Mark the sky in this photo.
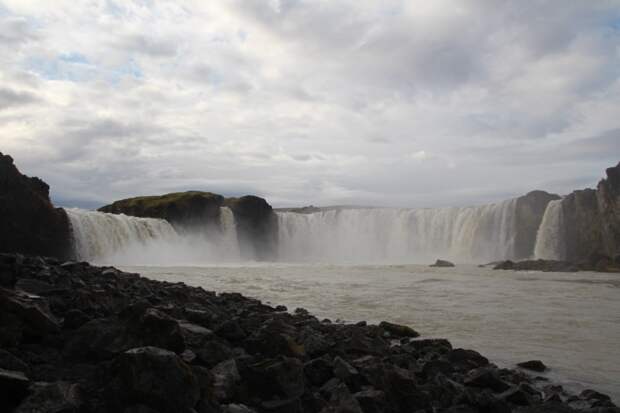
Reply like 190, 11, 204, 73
1, 0, 619, 209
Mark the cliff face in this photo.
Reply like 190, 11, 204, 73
0, 153, 71, 259
99, 192, 278, 261
597, 162, 620, 260
513, 190, 561, 259
560, 162, 620, 264
224, 196, 278, 261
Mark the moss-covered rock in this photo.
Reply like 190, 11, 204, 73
99, 191, 225, 230
0, 153, 71, 259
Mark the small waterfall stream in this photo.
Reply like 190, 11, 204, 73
533, 199, 566, 260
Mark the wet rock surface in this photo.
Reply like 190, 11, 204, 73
0, 253, 617, 413
492, 257, 620, 273
430, 259, 456, 268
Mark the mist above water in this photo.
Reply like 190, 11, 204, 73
66, 207, 242, 266
277, 199, 519, 264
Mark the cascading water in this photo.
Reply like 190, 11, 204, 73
66, 207, 242, 265
533, 199, 566, 260
218, 207, 240, 259
66, 208, 179, 261
276, 199, 518, 263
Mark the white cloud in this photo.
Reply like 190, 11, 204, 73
0, 0, 619, 208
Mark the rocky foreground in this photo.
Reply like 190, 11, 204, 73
0, 254, 617, 413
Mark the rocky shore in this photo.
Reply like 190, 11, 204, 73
1, 253, 617, 413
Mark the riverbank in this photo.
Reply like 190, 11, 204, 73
0, 254, 618, 413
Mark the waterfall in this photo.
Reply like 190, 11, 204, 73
533, 199, 565, 260
66, 207, 242, 265
218, 207, 240, 259
276, 199, 518, 263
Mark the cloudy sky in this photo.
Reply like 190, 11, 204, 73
1, 0, 619, 209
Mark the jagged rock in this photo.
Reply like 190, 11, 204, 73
353, 388, 387, 413
216, 319, 246, 341
0, 153, 71, 259
108, 346, 200, 413
241, 356, 305, 400
0, 287, 60, 335
464, 367, 511, 393
14, 381, 82, 413
0, 349, 29, 373
178, 321, 213, 347
304, 356, 334, 387
63, 308, 91, 329
0, 368, 30, 410
518, 360, 547, 372
447, 348, 489, 370
493, 259, 579, 272
430, 259, 455, 268
379, 321, 420, 338
211, 359, 241, 402
222, 404, 257, 413
333, 356, 361, 390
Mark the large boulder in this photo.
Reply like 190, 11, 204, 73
0, 153, 71, 259
107, 346, 200, 413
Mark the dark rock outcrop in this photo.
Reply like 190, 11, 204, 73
99, 192, 278, 260
224, 196, 278, 261
430, 259, 455, 268
513, 191, 562, 260
0, 253, 616, 412
99, 191, 224, 230
493, 259, 580, 272
561, 162, 620, 264
0, 153, 71, 259
517, 360, 547, 372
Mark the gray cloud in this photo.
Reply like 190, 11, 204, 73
0, 87, 39, 109
0, 0, 619, 209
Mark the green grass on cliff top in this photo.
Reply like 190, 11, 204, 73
106, 191, 223, 209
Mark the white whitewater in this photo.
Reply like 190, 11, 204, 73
66, 207, 241, 265
276, 199, 518, 263
218, 207, 241, 259
534, 199, 566, 260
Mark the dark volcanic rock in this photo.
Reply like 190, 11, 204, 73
0, 153, 71, 259
430, 259, 456, 268
0, 368, 30, 410
379, 321, 420, 338
0, 253, 616, 413
225, 195, 278, 260
14, 381, 82, 413
108, 346, 200, 413
518, 360, 547, 372
493, 259, 579, 272
559, 162, 620, 265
